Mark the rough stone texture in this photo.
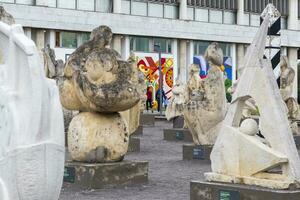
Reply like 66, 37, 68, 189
183, 43, 227, 145
163, 128, 193, 142
64, 161, 148, 189
183, 144, 212, 161
279, 55, 300, 135
60, 120, 209, 200
42, 44, 64, 79
59, 26, 140, 113
59, 26, 142, 163
191, 181, 300, 200
206, 7, 300, 189
165, 79, 185, 121
0, 22, 64, 199
0, 6, 14, 25
68, 112, 129, 163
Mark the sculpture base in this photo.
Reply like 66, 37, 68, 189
173, 116, 184, 128
294, 135, 300, 149
132, 126, 143, 136
183, 144, 212, 161
163, 128, 193, 142
140, 113, 155, 126
128, 137, 140, 152
64, 161, 148, 189
190, 181, 300, 200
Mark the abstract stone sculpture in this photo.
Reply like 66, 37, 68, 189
42, 44, 64, 79
165, 79, 185, 121
0, 22, 65, 199
183, 43, 227, 145
59, 26, 141, 162
206, 7, 300, 189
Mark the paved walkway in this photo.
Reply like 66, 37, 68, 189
60, 120, 210, 200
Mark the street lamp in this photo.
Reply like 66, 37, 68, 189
154, 43, 163, 116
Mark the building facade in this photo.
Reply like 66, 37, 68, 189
0, 0, 300, 97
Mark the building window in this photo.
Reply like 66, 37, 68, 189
153, 38, 172, 53
130, 36, 172, 53
187, 0, 237, 11
15, 0, 34, 5
194, 41, 231, 57
55, 31, 90, 48
244, 0, 288, 16
130, 37, 150, 52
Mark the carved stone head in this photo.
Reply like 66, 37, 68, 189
90, 25, 113, 48
204, 42, 223, 67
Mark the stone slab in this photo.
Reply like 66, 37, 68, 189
140, 114, 155, 126
163, 128, 193, 142
128, 137, 140, 152
173, 116, 184, 128
64, 161, 148, 189
132, 126, 143, 136
190, 181, 300, 200
155, 115, 167, 121
294, 135, 300, 149
183, 144, 212, 161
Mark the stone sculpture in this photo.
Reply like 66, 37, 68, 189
165, 79, 185, 121
59, 26, 141, 162
183, 43, 227, 145
0, 6, 14, 25
0, 22, 65, 199
206, 7, 300, 189
280, 55, 299, 119
42, 44, 64, 79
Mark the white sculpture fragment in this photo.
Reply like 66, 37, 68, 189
165, 79, 185, 121
205, 9, 300, 189
0, 22, 65, 199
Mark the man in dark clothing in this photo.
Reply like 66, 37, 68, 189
156, 88, 166, 112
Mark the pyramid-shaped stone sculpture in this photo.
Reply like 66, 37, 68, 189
205, 5, 300, 189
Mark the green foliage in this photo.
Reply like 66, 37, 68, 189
225, 79, 232, 102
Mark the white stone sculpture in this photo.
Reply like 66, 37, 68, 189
165, 79, 185, 121
205, 10, 300, 189
183, 43, 227, 145
0, 22, 65, 199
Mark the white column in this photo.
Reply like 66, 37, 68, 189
187, 40, 194, 81
49, 30, 56, 49
287, 47, 298, 99
23, 27, 32, 39
113, 35, 122, 55
236, 44, 245, 78
35, 0, 49, 6
36, 30, 45, 51
179, 0, 187, 20
288, 0, 299, 30
121, 35, 130, 60
236, 0, 246, 25
113, 0, 122, 14
179, 39, 187, 83
231, 43, 237, 81
172, 39, 178, 82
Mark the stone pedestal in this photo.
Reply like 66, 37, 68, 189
173, 116, 184, 128
128, 137, 140, 152
190, 181, 300, 200
294, 135, 300, 149
163, 128, 193, 142
140, 113, 155, 126
132, 126, 143, 136
64, 161, 148, 189
183, 144, 212, 161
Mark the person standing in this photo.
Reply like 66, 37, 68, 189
146, 87, 152, 111
156, 88, 166, 112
